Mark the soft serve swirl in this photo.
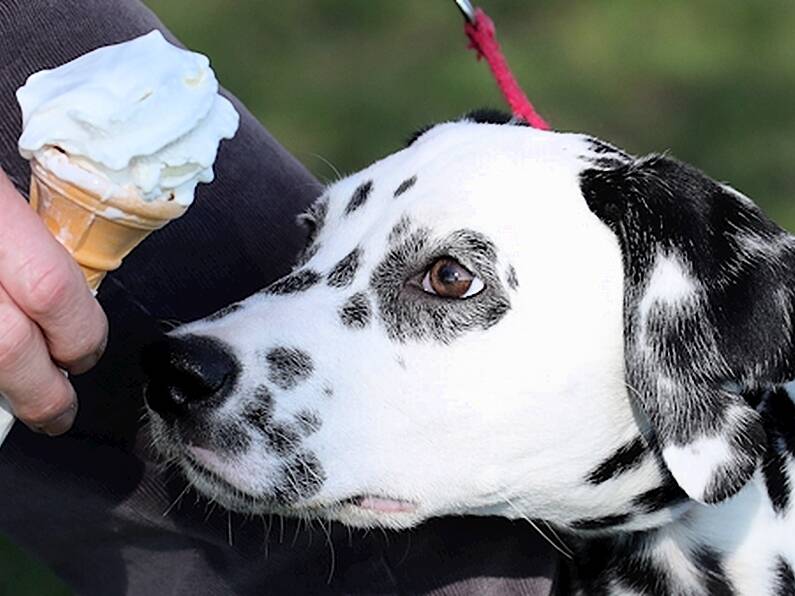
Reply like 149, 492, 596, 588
17, 30, 239, 205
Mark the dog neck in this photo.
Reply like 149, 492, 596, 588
557, 384, 795, 595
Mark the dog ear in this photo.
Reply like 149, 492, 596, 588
580, 153, 795, 504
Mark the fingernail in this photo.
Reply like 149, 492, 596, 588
41, 402, 78, 436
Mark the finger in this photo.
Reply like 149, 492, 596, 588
0, 284, 77, 435
0, 169, 108, 373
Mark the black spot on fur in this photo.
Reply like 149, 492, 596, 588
506, 265, 519, 290
322, 386, 333, 399
695, 548, 736, 595
295, 410, 322, 436
393, 176, 417, 198
339, 292, 372, 329
272, 450, 325, 504
265, 269, 321, 295
774, 557, 795, 596
243, 406, 272, 435
263, 420, 301, 456
327, 248, 362, 288
371, 228, 510, 343
561, 534, 671, 595
570, 513, 631, 531
587, 437, 647, 485
206, 302, 243, 322
265, 347, 314, 390
211, 421, 250, 455
389, 215, 413, 245
613, 552, 672, 595
242, 386, 274, 434
345, 180, 373, 215
631, 480, 687, 514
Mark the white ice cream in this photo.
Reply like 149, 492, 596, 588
17, 30, 239, 205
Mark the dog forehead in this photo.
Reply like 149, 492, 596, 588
320, 122, 602, 244
332, 122, 594, 195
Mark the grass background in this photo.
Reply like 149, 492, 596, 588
2, 1, 795, 593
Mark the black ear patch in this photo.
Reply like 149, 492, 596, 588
581, 154, 795, 503
405, 124, 435, 147
463, 108, 525, 125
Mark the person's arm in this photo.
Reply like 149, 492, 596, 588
0, 168, 106, 435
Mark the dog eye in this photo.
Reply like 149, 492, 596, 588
421, 258, 484, 299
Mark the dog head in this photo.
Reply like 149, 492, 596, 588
143, 111, 795, 530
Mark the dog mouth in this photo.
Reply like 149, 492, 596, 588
335, 495, 418, 514
180, 448, 418, 518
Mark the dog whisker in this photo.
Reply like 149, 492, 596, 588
308, 152, 344, 183
162, 482, 193, 517
318, 518, 336, 585
290, 515, 303, 547
499, 493, 573, 559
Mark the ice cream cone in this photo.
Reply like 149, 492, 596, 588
28, 156, 188, 291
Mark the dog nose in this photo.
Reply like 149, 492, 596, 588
141, 335, 240, 421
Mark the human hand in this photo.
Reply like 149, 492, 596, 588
0, 168, 108, 436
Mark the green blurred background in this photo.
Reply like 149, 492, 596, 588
2, 1, 795, 594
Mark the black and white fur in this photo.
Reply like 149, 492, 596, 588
146, 111, 795, 595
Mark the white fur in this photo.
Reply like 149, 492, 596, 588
662, 436, 732, 501
640, 252, 698, 312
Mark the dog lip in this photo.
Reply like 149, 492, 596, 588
339, 494, 418, 513
182, 448, 251, 494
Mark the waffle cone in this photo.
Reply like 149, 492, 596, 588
28, 158, 188, 291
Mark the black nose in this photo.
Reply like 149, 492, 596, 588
141, 335, 240, 421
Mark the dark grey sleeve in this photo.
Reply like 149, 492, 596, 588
0, 1, 557, 594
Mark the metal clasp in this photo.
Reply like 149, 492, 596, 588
454, 0, 476, 24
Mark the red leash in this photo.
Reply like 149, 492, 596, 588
455, 1, 551, 130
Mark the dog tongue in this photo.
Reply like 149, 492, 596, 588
357, 496, 416, 513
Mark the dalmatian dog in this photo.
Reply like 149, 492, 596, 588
143, 110, 795, 595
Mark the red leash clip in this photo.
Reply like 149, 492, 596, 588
454, 0, 551, 130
